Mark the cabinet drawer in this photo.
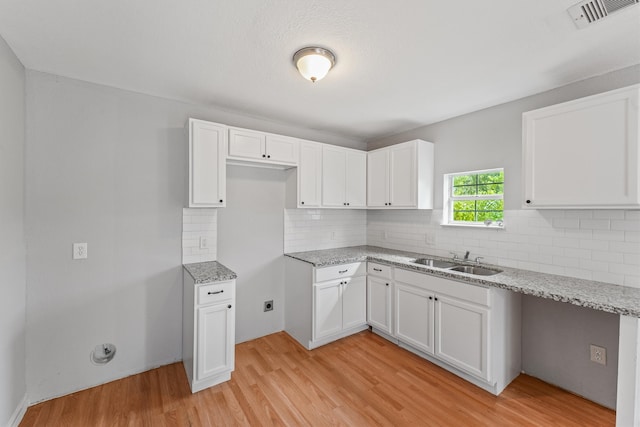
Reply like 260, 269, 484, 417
367, 262, 392, 279
315, 262, 365, 282
395, 268, 490, 307
197, 281, 234, 306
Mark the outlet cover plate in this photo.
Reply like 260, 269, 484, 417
590, 344, 607, 365
73, 243, 88, 260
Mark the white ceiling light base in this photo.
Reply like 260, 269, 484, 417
293, 47, 336, 83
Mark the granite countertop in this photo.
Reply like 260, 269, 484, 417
285, 245, 640, 318
183, 261, 237, 284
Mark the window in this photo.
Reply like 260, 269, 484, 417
443, 168, 504, 228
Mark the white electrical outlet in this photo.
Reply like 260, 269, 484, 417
590, 344, 607, 365
73, 243, 88, 260
331, 231, 336, 240
425, 232, 435, 246
383, 231, 388, 240
199, 236, 209, 249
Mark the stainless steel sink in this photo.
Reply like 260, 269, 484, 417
410, 258, 458, 269
449, 265, 502, 276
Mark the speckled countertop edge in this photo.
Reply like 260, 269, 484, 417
183, 261, 237, 284
285, 245, 640, 318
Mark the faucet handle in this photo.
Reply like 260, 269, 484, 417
449, 251, 459, 260
474, 256, 484, 265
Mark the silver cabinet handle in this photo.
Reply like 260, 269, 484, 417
373, 268, 382, 272
208, 290, 224, 295
338, 269, 348, 274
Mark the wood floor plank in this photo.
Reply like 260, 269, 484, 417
20, 330, 616, 426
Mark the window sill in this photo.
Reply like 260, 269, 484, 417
440, 222, 505, 230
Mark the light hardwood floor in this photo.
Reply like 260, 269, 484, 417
20, 330, 615, 426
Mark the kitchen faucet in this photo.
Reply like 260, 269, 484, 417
463, 251, 470, 261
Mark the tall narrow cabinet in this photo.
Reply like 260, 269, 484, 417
188, 119, 227, 208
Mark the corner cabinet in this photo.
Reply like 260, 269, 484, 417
297, 141, 323, 207
284, 258, 368, 350
367, 140, 435, 209
322, 145, 367, 208
183, 271, 236, 393
188, 119, 227, 207
366, 263, 393, 336
522, 84, 640, 208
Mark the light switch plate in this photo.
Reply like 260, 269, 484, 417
199, 236, 209, 249
73, 243, 88, 260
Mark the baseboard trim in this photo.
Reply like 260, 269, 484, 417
8, 393, 28, 427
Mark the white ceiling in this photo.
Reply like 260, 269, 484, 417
1, 0, 639, 141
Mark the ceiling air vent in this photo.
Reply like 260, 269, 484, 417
568, 0, 639, 28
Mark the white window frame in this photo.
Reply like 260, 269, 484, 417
442, 168, 505, 229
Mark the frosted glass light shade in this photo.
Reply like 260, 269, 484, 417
293, 47, 336, 83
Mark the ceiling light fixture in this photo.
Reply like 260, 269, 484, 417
293, 47, 336, 83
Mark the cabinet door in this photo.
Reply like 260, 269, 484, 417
345, 150, 367, 207
313, 280, 343, 340
389, 142, 417, 207
342, 276, 367, 330
523, 86, 639, 208
395, 282, 434, 354
266, 135, 299, 164
189, 119, 227, 207
322, 146, 347, 207
197, 302, 235, 380
228, 128, 265, 160
367, 276, 392, 335
435, 295, 489, 381
367, 149, 389, 207
298, 142, 322, 207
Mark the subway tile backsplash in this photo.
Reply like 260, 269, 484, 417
182, 208, 217, 264
284, 209, 367, 253
183, 206, 638, 288
367, 209, 640, 288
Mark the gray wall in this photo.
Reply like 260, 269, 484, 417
24, 70, 363, 403
218, 166, 286, 343
522, 296, 619, 408
369, 64, 640, 408
0, 35, 27, 424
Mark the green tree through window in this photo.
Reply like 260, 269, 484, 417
445, 169, 504, 226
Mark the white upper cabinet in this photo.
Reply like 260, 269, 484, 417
367, 149, 389, 207
188, 119, 227, 208
322, 145, 366, 208
522, 84, 640, 208
228, 127, 299, 165
297, 141, 322, 207
367, 140, 434, 209
266, 134, 299, 164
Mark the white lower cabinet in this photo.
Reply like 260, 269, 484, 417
197, 303, 235, 380
285, 258, 368, 350
341, 276, 367, 330
313, 276, 366, 341
286, 257, 520, 396
366, 276, 393, 335
183, 270, 236, 393
395, 282, 434, 355
434, 294, 489, 381
368, 265, 520, 396
313, 280, 343, 339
